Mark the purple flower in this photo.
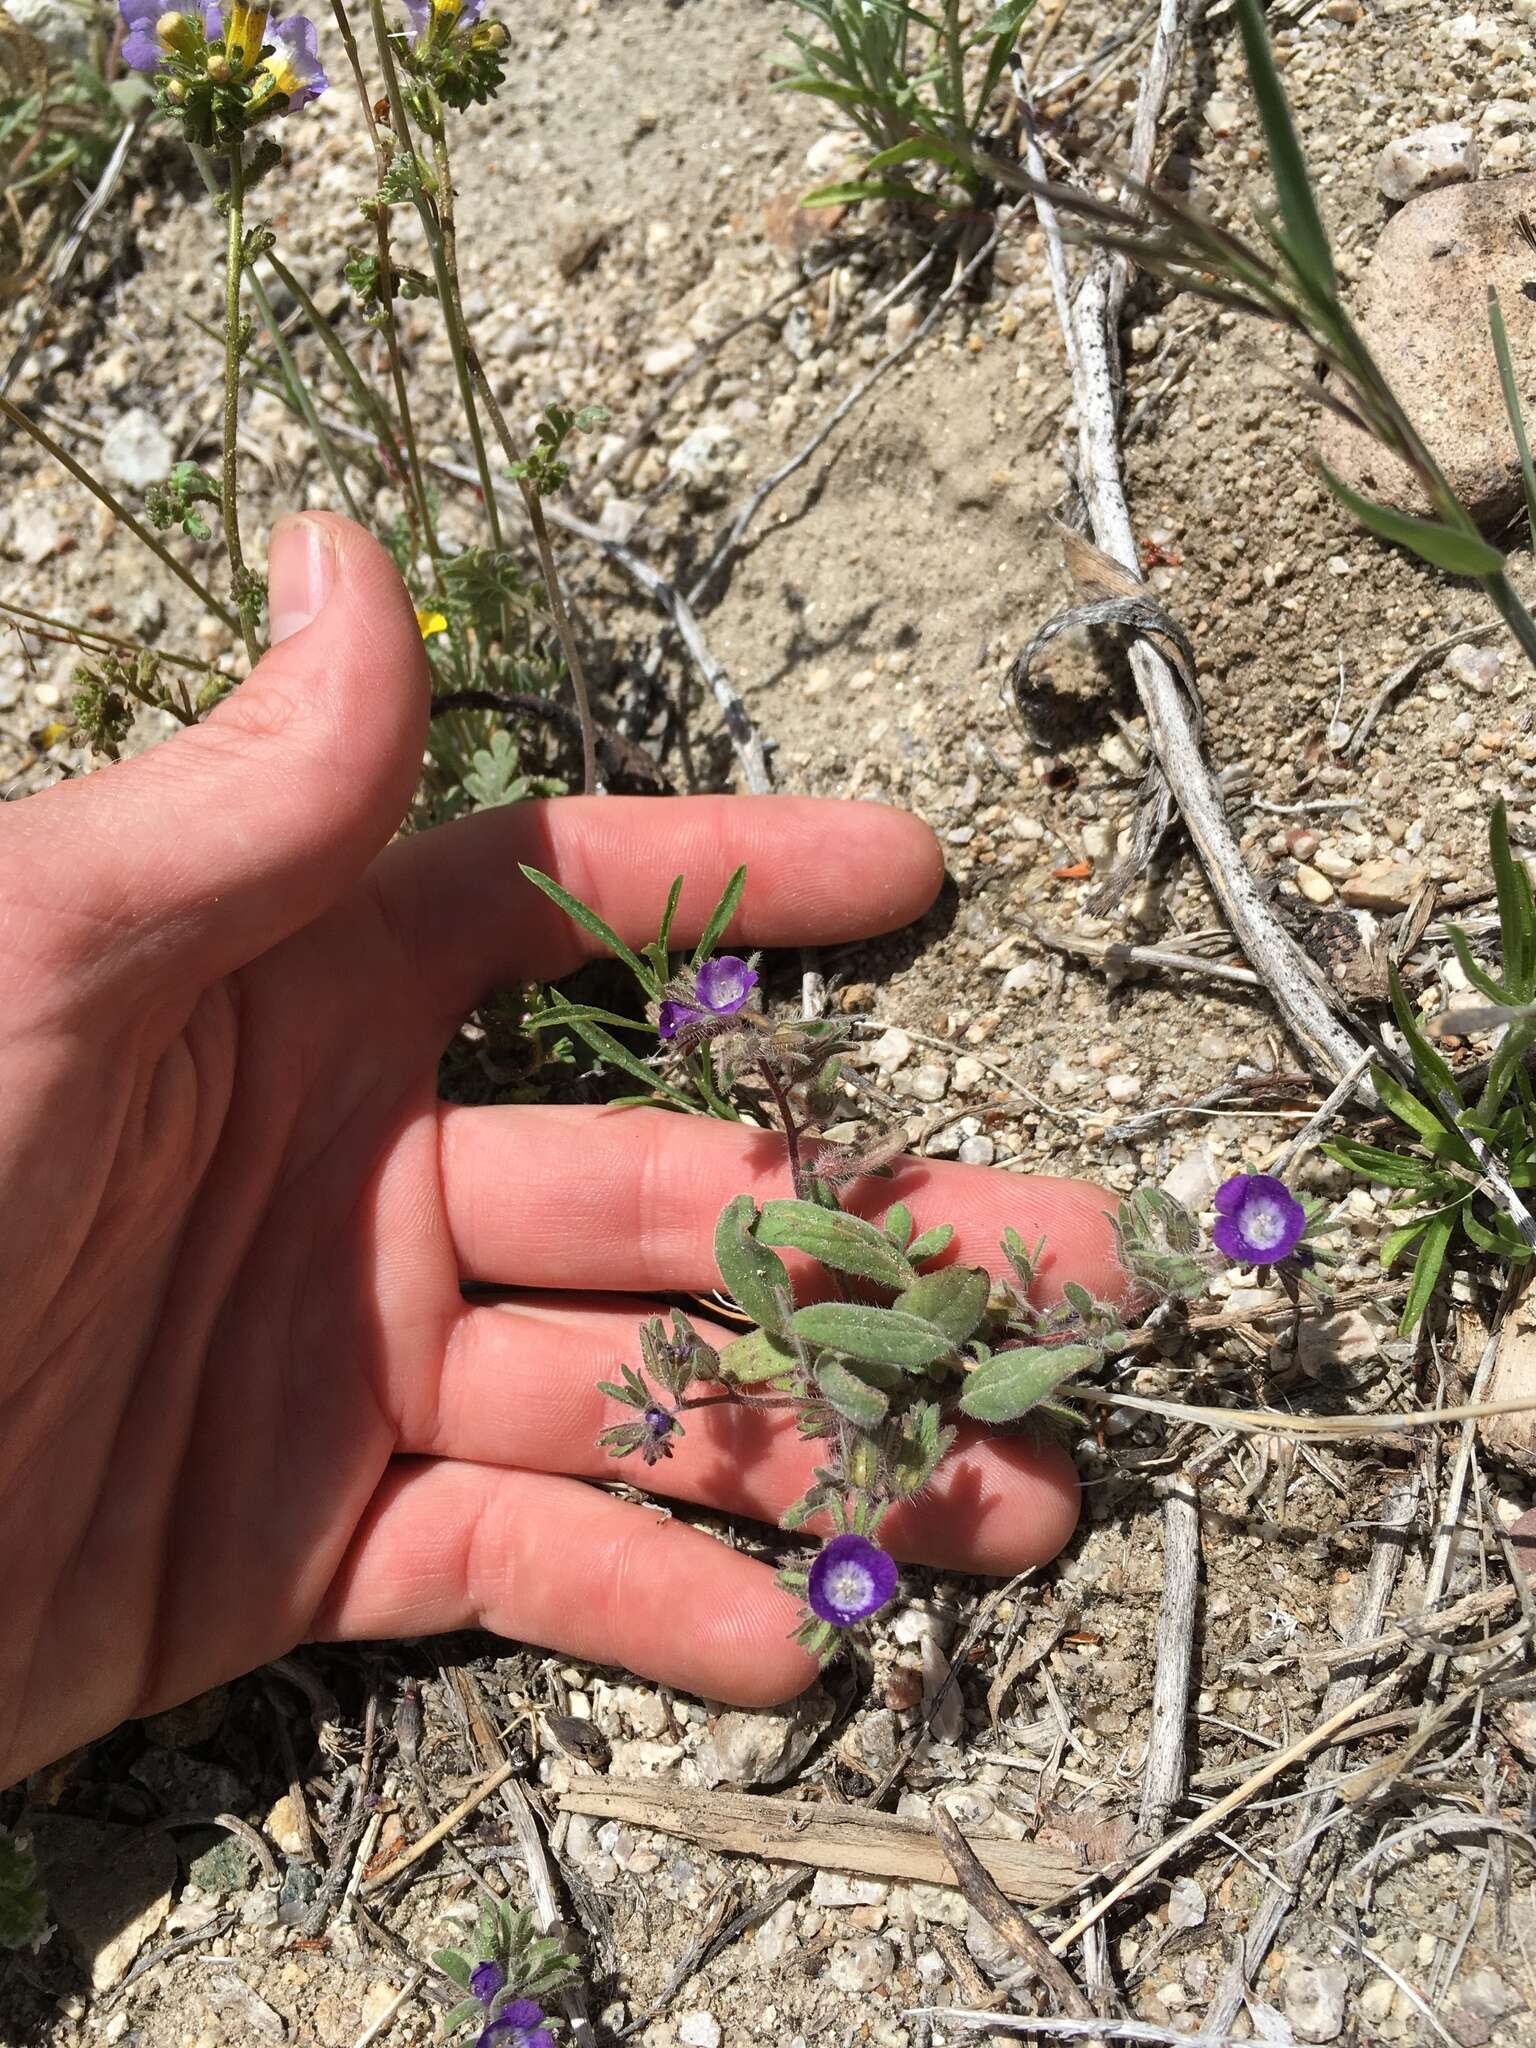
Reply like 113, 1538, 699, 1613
642, 1405, 675, 1444
469, 1960, 506, 2005
403, 0, 483, 46
120, 0, 214, 69
1212, 1173, 1306, 1268
479, 1999, 554, 2048
807, 1533, 898, 1629
260, 13, 327, 105
657, 955, 759, 1041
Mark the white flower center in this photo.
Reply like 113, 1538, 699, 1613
826, 1561, 874, 1612
1243, 1193, 1290, 1251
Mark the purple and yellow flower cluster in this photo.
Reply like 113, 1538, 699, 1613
119, 0, 328, 111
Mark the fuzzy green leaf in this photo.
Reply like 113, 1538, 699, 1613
717, 1327, 799, 1383
958, 1343, 1101, 1423
757, 1199, 917, 1290
690, 864, 747, 969
791, 1301, 955, 1369
1318, 464, 1505, 577
715, 1196, 793, 1334
815, 1355, 890, 1425
518, 864, 654, 987
433, 1949, 473, 1989
907, 1223, 956, 1263
895, 1265, 992, 1344
567, 1019, 692, 1107
883, 1201, 914, 1247
1322, 1138, 1436, 1190
442, 1998, 484, 2038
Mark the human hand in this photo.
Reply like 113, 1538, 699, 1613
0, 513, 1118, 1788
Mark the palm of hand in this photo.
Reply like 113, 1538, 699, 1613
0, 518, 1114, 1790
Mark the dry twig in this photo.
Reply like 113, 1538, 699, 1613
1137, 1482, 1201, 1841
931, 1798, 1094, 2016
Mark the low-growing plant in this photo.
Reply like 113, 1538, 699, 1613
531, 868, 1273, 1657
1325, 802, 1536, 1332
433, 1894, 581, 2046
780, 0, 1039, 213
0, 1827, 47, 1952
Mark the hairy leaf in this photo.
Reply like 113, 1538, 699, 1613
715, 1197, 793, 1334
958, 1343, 1101, 1422
518, 864, 654, 987
815, 1355, 890, 1425
895, 1265, 992, 1344
717, 1327, 799, 1384
690, 864, 747, 969
791, 1301, 955, 1369
907, 1223, 956, 1263
432, 1949, 473, 1989
757, 1199, 917, 1290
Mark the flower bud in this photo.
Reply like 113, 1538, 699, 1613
847, 1437, 881, 1491
155, 9, 196, 55
471, 20, 507, 47
205, 51, 232, 79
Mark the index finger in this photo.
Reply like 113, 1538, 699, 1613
374, 795, 945, 1024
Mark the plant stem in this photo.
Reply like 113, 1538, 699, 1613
188, 146, 363, 526
761, 1064, 810, 1200
221, 142, 260, 666
515, 480, 599, 795
1483, 570, 1536, 677
0, 397, 240, 632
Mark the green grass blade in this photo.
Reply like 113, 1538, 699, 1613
519, 865, 654, 988
1232, 0, 1334, 298
567, 1020, 693, 1106
690, 864, 747, 969
1318, 463, 1506, 576
1400, 1206, 1457, 1332
1447, 923, 1507, 1004
1489, 285, 1536, 546
1389, 966, 1461, 1106
1489, 799, 1534, 999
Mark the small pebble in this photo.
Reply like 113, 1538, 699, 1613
957, 1134, 995, 1166
1104, 1074, 1142, 1105
910, 1063, 948, 1103
1294, 863, 1335, 904
1376, 122, 1478, 201
677, 2015, 722, 2048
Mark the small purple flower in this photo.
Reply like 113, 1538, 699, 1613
479, 1999, 554, 2048
260, 13, 327, 105
403, 0, 483, 46
657, 955, 759, 1041
119, 0, 174, 70
642, 1405, 675, 1444
469, 1960, 506, 2005
807, 1532, 898, 1629
1212, 1173, 1306, 1268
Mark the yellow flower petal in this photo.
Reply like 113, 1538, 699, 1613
416, 608, 448, 640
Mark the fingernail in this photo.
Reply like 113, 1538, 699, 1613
268, 513, 338, 645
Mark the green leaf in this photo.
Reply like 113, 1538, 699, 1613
690, 864, 747, 969
1490, 799, 1536, 1000
715, 1196, 793, 1334
1489, 285, 1536, 547
529, 1000, 656, 1035
1372, 1066, 1451, 1146
1446, 923, 1507, 1005
1318, 464, 1505, 577
883, 1201, 913, 1247
757, 1199, 917, 1290
717, 1327, 799, 1383
861, 133, 966, 176
1400, 1206, 1457, 1332
1389, 966, 1461, 1108
815, 1355, 890, 1425
442, 1998, 484, 2038
432, 1949, 473, 1989
1232, 0, 1334, 298
802, 177, 951, 208
647, 873, 686, 981
1321, 1138, 1435, 1190
895, 1266, 992, 1344
958, 1343, 1102, 1423
791, 1301, 956, 1369
907, 1223, 955, 1264
518, 864, 655, 988
567, 1019, 693, 1107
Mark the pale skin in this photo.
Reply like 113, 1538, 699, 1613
0, 513, 1119, 1791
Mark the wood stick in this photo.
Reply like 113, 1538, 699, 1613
1018, 3, 1374, 1099
1137, 1483, 1201, 1841
361, 1760, 513, 1893
555, 1782, 1085, 1905
931, 1800, 1094, 2015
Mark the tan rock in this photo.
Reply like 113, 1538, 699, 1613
1341, 855, 1423, 910
29, 1816, 176, 1990
1295, 862, 1335, 904
1481, 1281, 1536, 1477
1318, 175, 1536, 527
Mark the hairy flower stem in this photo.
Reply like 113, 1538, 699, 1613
0, 398, 240, 633
220, 144, 260, 666
761, 1064, 812, 1201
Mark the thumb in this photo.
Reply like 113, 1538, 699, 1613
19, 513, 430, 991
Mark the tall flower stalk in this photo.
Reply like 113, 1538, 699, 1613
220, 139, 260, 664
